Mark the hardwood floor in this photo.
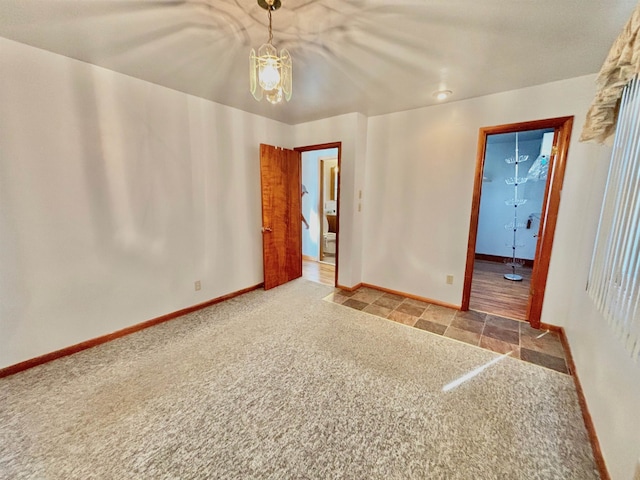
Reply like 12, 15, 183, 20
303, 259, 335, 286
469, 260, 531, 321
320, 253, 336, 265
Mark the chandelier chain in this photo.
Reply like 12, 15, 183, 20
267, 9, 273, 44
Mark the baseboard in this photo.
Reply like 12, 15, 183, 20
475, 253, 534, 268
0, 282, 264, 379
556, 326, 610, 480
302, 255, 318, 262
539, 322, 563, 333
336, 282, 362, 292
361, 283, 460, 310
2, 280, 608, 479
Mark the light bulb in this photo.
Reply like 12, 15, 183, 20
259, 59, 281, 92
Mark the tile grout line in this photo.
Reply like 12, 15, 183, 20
326, 293, 573, 376
325, 288, 572, 376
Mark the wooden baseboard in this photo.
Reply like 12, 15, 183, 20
556, 326, 610, 480
361, 283, 460, 310
336, 282, 362, 292
475, 253, 534, 268
1, 279, 609, 480
334, 281, 461, 310
0, 283, 264, 379
539, 322, 563, 333
302, 255, 318, 262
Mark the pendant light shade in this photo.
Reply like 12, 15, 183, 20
250, 0, 292, 104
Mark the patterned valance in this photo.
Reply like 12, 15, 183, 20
581, 3, 640, 144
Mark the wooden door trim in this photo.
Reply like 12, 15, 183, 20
319, 159, 325, 261
527, 117, 573, 327
295, 142, 342, 287
461, 131, 489, 311
461, 117, 574, 329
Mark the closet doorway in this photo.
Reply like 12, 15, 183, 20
297, 142, 341, 287
462, 117, 573, 328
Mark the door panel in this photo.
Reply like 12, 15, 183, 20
260, 144, 302, 290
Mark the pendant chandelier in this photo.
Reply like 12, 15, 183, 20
250, 0, 292, 104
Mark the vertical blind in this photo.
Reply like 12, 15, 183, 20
588, 75, 640, 362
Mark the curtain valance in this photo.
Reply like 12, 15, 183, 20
581, 3, 640, 144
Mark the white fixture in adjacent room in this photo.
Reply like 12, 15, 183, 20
527, 131, 554, 181
250, 0, 292, 104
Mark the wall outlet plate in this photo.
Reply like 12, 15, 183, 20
446, 275, 454, 285
195, 281, 201, 291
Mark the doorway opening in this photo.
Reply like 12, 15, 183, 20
297, 143, 341, 287
462, 117, 573, 328
319, 158, 338, 265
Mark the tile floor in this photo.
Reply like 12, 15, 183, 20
325, 286, 570, 374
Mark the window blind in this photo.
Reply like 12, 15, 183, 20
588, 75, 640, 362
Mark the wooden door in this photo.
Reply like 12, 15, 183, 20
260, 144, 302, 290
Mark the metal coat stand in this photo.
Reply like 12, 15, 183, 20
504, 132, 529, 281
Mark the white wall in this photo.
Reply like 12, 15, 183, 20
363, 74, 640, 479
476, 138, 546, 260
552, 135, 640, 480
292, 113, 368, 288
0, 38, 289, 368
2, 36, 637, 480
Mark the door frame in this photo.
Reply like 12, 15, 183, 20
319, 159, 326, 262
461, 116, 574, 328
295, 142, 342, 287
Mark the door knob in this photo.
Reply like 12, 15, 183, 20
262, 227, 272, 233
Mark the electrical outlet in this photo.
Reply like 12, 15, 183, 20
358, 203, 362, 212
359, 190, 362, 199
446, 275, 454, 285
194, 281, 201, 291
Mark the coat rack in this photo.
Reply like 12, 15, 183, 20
504, 132, 529, 281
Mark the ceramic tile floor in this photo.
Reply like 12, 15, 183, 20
324, 286, 570, 374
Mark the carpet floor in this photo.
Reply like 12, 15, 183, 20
0, 279, 598, 479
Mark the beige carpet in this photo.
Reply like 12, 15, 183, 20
0, 279, 598, 479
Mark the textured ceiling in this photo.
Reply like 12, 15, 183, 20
0, 0, 636, 124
